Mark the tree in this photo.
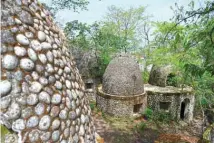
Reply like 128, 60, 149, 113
64, 20, 124, 77
52, 0, 89, 12
104, 5, 149, 52
144, 1, 214, 123
41, 0, 89, 20
167, 0, 214, 75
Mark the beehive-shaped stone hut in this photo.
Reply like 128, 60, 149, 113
145, 65, 195, 122
0, 0, 96, 142
97, 54, 147, 116
77, 51, 100, 102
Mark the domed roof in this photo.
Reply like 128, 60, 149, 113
102, 54, 144, 96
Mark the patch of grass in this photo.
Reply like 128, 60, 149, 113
90, 102, 95, 111
138, 122, 146, 132
102, 115, 134, 131
1, 125, 12, 143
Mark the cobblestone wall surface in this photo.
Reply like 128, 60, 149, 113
1, 0, 96, 142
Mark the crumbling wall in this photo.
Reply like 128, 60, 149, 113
1, 0, 96, 142
145, 84, 194, 122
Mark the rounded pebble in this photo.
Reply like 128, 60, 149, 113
14, 46, 26, 57
52, 119, 60, 130
21, 107, 33, 118
29, 82, 42, 93
50, 106, 60, 117
51, 94, 62, 104
12, 119, 25, 132
27, 48, 37, 61
59, 109, 68, 119
26, 116, 39, 128
29, 130, 39, 142
5, 102, 21, 120
35, 103, 45, 115
0, 80, 12, 97
38, 54, 47, 64
38, 31, 46, 42
39, 115, 51, 130
27, 94, 38, 105
39, 77, 48, 86
20, 58, 35, 71
40, 132, 51, 141
16, 34, 29, 45
0, 96, 11, 109
39, 91, 50, 103
2, 54, 18, 70
55, 81, 62, 90
52, 130, 60, 142
30, 40, 41, 51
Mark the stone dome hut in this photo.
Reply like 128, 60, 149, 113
145, 65, 195, 122
0, 0, 96, 142
103, 54, 144, 95
97, 54, 147, 116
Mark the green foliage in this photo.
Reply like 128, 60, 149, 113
62, 1, 214, 110
166, 73, 178, 87
142, 71, 149, 83
142, 108, 173, 123
134, 121, 147, 133
52, 0, 89, 12
64, 5, 150, 77
89, 102, 95, 111
141, 0, 214, 109
104, 5, 148, 52
152, 111, 173, 123
1, 125, 12, 142
143, 108, 153, 119
138, 122, 147, 132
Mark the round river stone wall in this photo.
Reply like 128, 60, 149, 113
1, 0, 96, 142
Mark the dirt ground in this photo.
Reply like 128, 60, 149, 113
92, 110, 203, 143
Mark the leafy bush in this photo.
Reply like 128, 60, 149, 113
152, 111, 172, 123
166, 73, 178, 87
89, 102, 95, 111
143, 108, 153, 119
142, 71, 150, 83
142, 108, 173, 123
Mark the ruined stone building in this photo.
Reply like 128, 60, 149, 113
0, 0, 96, 142
75, 51, 101, 102
97, 54, 147, 116
145, 65, 195, 122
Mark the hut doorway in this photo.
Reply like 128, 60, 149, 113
180, 98, 190, 120
133, 103, 142, 113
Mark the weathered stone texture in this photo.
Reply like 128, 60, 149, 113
97, 54, 146, 116
148, 65, 173, 87
145, 84, 195, 122
0, 0, 96, 142
103, 54, 144, 96
97, 86, 147, 116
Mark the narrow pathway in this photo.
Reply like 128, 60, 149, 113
92, 113, 116, 143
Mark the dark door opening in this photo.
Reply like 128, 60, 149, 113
85, 83, 93, 89
180, 102, 186, 120
159, 102, 171, 111
133, 104, 142, 113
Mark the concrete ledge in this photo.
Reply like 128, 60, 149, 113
144, 84, 193, 95
97, 85, 146, 101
